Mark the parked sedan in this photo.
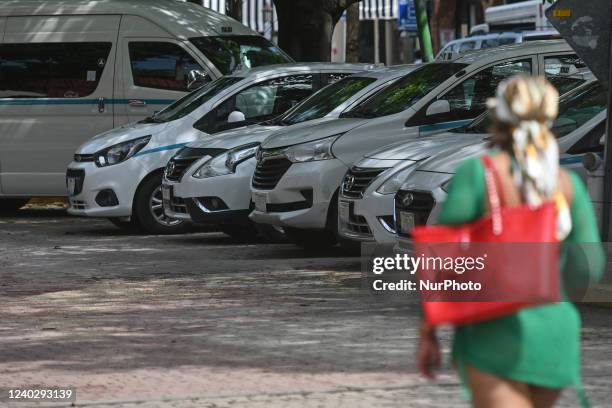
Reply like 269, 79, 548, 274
250, 41, 583, 249
65, 63, 368, 234
339, 79, 604, 245
394, 103, 607, 252
161, 66, 416, 240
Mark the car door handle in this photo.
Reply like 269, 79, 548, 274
98, 97, 105, 113
129, 99, 147, 107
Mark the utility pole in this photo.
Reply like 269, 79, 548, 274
414, 0, 434, 62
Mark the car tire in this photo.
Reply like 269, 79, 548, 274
132, 172, 190, 235
0, 198, 30, 215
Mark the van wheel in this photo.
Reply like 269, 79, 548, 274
133, 174, 190, 235
0, 198, 29, 215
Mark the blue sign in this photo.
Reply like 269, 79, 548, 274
398, 0, 417, 32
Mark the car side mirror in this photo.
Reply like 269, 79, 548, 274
426, 99, 451, 117
228, 111, 246, 123
187, 70, 210, 91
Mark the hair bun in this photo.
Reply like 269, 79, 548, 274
496, 76, 558, 125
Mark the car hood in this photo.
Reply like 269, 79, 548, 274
364, 132, 487, 161
261, 118, 368, 149
416, 142, 488, 174
186, 124, 282, 150
77, 121, 172, 154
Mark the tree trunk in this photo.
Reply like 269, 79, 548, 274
273, 0, 362, 62
346, 2, 360, 62
226, 0, 243, 22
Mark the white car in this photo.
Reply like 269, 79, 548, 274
161, 66, 416, 239
249, 41, 583, 249
339, 80, 605, 245
394, 87, 607, 252
66, 63, 367, 234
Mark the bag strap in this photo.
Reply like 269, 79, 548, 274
481, 156, 503, 235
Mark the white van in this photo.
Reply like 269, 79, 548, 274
0, 0, 292, 211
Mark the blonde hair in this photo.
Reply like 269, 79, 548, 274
488, 76, 559, 151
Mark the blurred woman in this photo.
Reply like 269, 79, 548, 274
417, 76, 604, 408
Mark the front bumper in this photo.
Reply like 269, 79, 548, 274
168, 158, 256, 225
249, 159, 348, 230
66, 160, 145, 218
338, 191, 397, 244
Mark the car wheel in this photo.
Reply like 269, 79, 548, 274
133, 173, 190, 235
0, 198, 30, 215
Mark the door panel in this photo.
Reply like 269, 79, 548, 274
0, 15, 119, 195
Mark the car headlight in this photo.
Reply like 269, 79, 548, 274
376, 162, 417, 195
283, 135, 339, 163
192, 143, 259, 179
94, 136, 151, 167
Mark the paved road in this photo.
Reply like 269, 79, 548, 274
0, 210, 611, 407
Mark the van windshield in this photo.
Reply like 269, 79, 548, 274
340, 63, 467, 119
190, 36, 291, 75
278, 76, 377, 126
149, 76, 243, 123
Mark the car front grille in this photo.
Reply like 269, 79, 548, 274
394, 190, 435, 237
341, 167, 388, 199
66, 169, 85, 195
252, 157, 292, 190
165, 147, 219, 182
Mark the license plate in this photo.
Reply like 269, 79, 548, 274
339, 200, 350, 222
66, 177, 77, 196
253, 192, 267, 212
162, 185, 172, 201
399, 211, 415, 234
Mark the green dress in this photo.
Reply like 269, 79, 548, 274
438, 156, 605, 404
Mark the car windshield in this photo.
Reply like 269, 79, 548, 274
453, 81, 605, 136
149, 76, 243, 123
341, 63, 467, 119
278, 76, 377, 126
190, 36, 291, 75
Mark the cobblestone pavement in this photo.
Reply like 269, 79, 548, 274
0, 210, 611, 407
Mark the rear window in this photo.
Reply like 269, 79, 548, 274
190, 36, 292, 75
342, 63, 467, 119
0, 42, 112, 98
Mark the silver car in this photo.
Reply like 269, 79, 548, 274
339, 79, 603, 245
395, 83, 607, 251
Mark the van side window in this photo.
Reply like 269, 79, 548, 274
195, 74, 314, 134
129, 42, 204, 92
0, 42, 112, 99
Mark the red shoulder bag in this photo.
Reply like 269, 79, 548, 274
411, 156, 561, 326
